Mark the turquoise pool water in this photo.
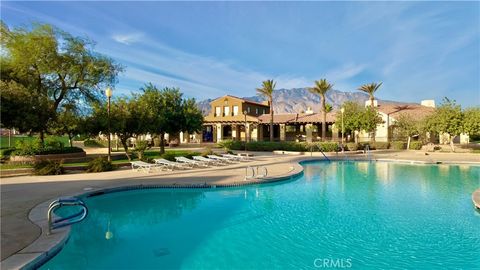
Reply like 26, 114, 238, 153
42, 161, 480, 269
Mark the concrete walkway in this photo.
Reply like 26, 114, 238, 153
473, 189, 480, 210
1, 154, 302, 261
1, 150, 479, 263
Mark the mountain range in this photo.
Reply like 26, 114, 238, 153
197, 88, 406, 115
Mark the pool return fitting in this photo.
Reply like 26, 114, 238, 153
245, 166, 268, 180
47, 197, 88, 235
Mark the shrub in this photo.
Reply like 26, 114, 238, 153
218, 140, 243, 150
45, 138, 65, 150
0, 147, 16, 159
134, 140, 149, 160
202, 147, 214, 157
391, 141, 406, 150
86, 157, 114, 173
370, 142, 389, 150
310, 142, 339, 152
160, 152, 177, 161
83, 139, 106, 148
345, 143, 359, 151
409, 141, 423, 150
33, 160, 64, 175
14, 139, 42, 156
35, 147, 84, 155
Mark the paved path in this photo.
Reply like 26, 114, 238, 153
1, 150, 479, 262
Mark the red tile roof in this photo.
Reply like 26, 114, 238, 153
376, 103, 435, 120
258, 112, 336, 124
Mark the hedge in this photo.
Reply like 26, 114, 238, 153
33, 160, 64, 175
218, 140, 339, 152
391, 141, 406, 150
83, 139, 107, 148
409, 141, 423, 150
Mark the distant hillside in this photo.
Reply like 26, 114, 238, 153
197, 88, 405, 115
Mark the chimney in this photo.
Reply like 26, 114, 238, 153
305, 106, 314, 114
365, 100, 378, 107
421, 100, 435, 108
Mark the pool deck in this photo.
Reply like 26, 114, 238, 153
473, 189, 480, 210
1, 150, 479, 269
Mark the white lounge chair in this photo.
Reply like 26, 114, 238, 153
153, 158, 190, 170
130, 161, 163, 173
175, 156, 208, 167
207, 155, 236, 163
222, 154, 250, 162
193, 156, 222, 166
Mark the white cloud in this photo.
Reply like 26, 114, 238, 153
112, 33, 144, 45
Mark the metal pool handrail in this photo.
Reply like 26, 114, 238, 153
48, 197, 88, 235
310, 144, 331, 162
245, 166, 268, 180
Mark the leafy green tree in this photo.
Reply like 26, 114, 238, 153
394, 113, 422, 149
309, 79, 333, 141
49, 104, 83, 147
182, 98, 204, 140
87, 97, 143, 160
139, 84, 202, 154
1, 22, 122, 143
336, 101, 382, 143
362, 106, 383, 143
336, 101, 364, 143
425, 98, 463, 151
256, 80, 276, 142
463, 107, 480, 138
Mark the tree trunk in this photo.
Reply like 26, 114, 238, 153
269, 98, 274, 142
407, 136, 411, 150
120, 137, 131, 161
39, 131, 45, 147
321, 95, 326, 141
370, 96, 374, 107
68, 133, 73, 147
160, 132, 166, 154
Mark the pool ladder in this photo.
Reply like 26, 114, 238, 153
365, 145, 372, 161
245, 166, 268, 180
310, 144, 331, 162
47, 197, 88, 235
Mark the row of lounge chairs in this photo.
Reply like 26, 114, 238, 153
130, 154, 252, 173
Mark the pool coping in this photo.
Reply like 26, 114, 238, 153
2, 158, 479, 269
1, 162, 304, 270
473, 189, 480, 210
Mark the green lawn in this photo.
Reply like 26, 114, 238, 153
0, 135, 69, 148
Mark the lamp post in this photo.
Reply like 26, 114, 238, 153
341, 107, 345, 150
243, 110, 248, 153
105, 87, 113, 162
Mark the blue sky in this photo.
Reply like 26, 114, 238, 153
2, 1, 479, 106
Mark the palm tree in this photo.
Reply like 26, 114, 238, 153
256, 80, 276, 141
357, 82, 382, 107
358, 82, 382, 142
309, 79, 333, 141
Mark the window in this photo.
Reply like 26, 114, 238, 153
233, 106, 239, 116
224, 106, 230, 116
215, 107, 221, 117
263, 109, 266, 114
255, 108, 259, 115
247, 107, 251, 113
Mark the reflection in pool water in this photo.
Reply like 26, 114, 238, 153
42, 161, 480, 269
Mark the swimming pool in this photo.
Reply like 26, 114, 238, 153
41, 161, 480, 269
